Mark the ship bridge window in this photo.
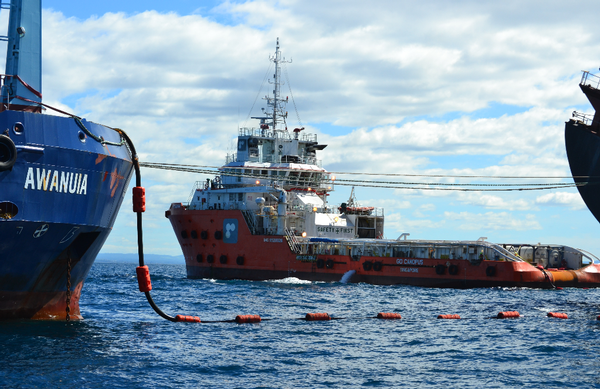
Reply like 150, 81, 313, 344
238, 193, 244, 201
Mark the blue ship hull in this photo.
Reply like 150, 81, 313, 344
0, 110, 133, 319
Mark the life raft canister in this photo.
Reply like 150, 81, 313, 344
0, 135, 17, 171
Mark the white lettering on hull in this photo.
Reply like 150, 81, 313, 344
396, 258, 424, 265
400, 267, 419, 273
24, 167, 88, 195
264, 238, 283, 243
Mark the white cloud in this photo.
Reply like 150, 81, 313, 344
535, 192, 586, 210
456, 193, 533, 211
443, 211, 542, 231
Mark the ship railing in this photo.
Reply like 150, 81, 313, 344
226, 152, 322, 167
304, 239, 523, 262
186, 181, 206, 206
238, 127, 318, 143
289, 237, 524, 262
581, 70, 600, 90
313, 205, 385, 217
220, 169, 331, 189
571, 111, 593, 126
290, 205, 384, 217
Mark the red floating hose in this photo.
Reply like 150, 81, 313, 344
135, 266, 152, 292
547, 312, 568, 319
175, 315, 201, 323
235, 315, 262, 323
437, 314, 460, 319
377, 312, 402, 319
133, 186, 146, 213
305, 312, 331, 321
497, 311, 520, 319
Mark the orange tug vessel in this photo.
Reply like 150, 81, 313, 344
166, 40, 600, 289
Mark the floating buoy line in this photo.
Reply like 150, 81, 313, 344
139, 161, 584, 192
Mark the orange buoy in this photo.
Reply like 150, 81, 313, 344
132, 186, 146, 213
135, 266, 152, 292
497, 311, 520, 319
175, 315, 201, 323
547, 312, 568, 319
437, 314, 460, 319
377, 312, 402, 320
305, 312, 331, 321
235, 314, 261, 323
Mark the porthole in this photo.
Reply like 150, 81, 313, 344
78, 131, 86, 143
12, 122, 24, 135
0, 201, 18, 219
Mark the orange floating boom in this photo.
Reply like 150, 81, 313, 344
235, 314, 262, 323
437, 314, 460, 319
175, 315, 201, 323
305, 312, 331, 321
497, 311, 520, 319
377, 312, 402, 320
547, 312, 568, 319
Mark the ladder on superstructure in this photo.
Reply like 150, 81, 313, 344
241, 210, 258, 234
285, 227, 301, 254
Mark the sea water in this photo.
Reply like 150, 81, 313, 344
1, 262, 600, 388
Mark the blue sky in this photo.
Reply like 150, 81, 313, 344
14, 0, 600, 258
44, 1, 227, 19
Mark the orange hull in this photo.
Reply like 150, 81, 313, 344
167, 207, 600, 288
